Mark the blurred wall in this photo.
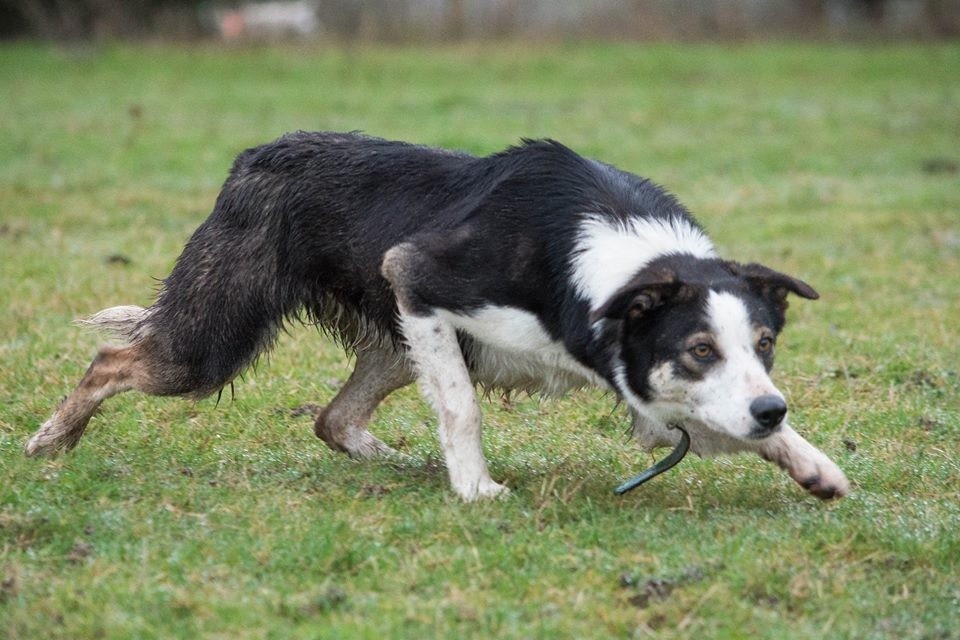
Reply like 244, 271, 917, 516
2, 0, 959, 40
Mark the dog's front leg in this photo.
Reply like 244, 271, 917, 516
398, 310, 507, 501
383, 239, 507, 501
758, 423, 850, 499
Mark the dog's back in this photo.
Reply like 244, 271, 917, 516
147, 131, 685, 385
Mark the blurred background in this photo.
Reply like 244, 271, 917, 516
2, 0, 959, 42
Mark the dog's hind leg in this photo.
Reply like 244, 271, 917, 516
25, 342, 163, 456
314, 344, 414, 459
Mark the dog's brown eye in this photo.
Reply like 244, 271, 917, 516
690, 343, 714, 360
757, 337, 774, 353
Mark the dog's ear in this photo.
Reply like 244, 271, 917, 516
727, 261, 819, 312
589, 267, 684, 323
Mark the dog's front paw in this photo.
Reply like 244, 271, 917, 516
454, 478, 510, 502
784, 448, 850, 500
797, 460, 850, 500
760, 427, 851, 500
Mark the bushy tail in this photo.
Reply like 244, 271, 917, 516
76, 305, 150, 344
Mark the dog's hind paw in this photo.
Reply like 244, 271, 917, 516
24, 420, 69, 457
342, 431, 402, 460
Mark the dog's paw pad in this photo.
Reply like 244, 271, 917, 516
800, 475, 848, 500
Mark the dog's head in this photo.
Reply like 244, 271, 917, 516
592, 256, 818, 442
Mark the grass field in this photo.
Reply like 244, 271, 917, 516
1, 41, 958, 639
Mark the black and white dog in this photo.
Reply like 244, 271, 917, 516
26, 132, 849, 501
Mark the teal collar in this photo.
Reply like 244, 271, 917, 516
614, 426, 690, 495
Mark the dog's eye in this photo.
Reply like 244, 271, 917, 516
690, 343, 714, 360
757, 337, 774, 353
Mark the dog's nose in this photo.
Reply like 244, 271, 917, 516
750, 395, 787, 430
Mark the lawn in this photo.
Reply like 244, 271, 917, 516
1, 41, 958, 639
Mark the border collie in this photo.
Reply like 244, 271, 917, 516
25, 132, 849, 501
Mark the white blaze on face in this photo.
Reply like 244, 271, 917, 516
707, 291, 758, 367
692, 290, 784, 439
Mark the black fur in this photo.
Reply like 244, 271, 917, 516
135, 131, 707, 398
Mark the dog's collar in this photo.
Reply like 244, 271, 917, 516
614, 425, 690, 495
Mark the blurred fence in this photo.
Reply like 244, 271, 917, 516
2, 0, 958, 40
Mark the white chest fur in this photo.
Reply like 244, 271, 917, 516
438, 306, 607, 395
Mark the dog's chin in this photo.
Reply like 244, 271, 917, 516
745, 423, 783, 440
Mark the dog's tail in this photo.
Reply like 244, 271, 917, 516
76, 305, 151, 343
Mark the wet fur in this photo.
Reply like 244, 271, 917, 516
26, 131, 849, 502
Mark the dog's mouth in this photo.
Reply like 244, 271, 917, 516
746, 422, 784, 440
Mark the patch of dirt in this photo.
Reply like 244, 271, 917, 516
747, 587, 781, 608
921, 157, 958, 174
359, 483, 391, 498
1, 573, 17, 603
620, 564, 715, 608
67, 541, 93, 565
627, 578, 674, 608
104, 253, 132, 266
289, 403, 322, 418
906, 369, 940, 390
0, 514, 54, 551
0, 223, 26, 240
279, 586, 347, 620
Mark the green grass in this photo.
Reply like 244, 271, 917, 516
1, 41, 958, 639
